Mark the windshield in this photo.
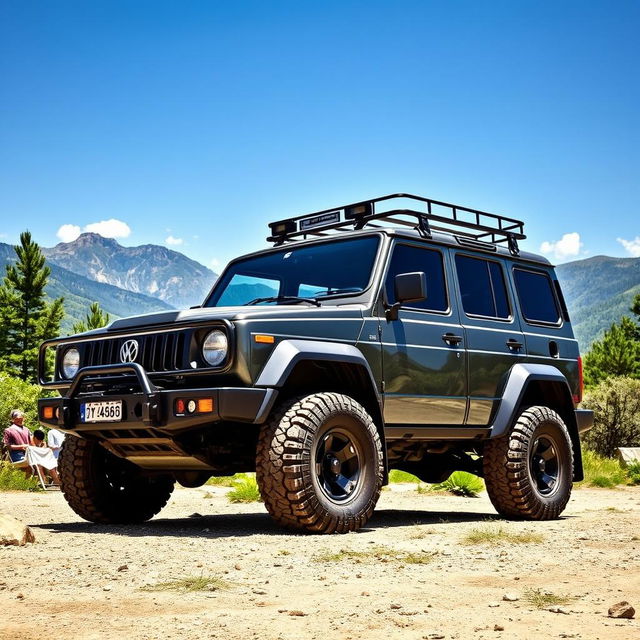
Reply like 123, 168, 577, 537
205, 236, 380, 307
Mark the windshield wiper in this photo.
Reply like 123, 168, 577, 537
244, 296, 321, 307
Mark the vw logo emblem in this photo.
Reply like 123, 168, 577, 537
120, 339, 139, 363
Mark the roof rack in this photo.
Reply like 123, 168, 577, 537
267, 193, 526, 255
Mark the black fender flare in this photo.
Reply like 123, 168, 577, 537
255, 339, 381, 402
255, 339, 387, 475
490, 363, 583, 480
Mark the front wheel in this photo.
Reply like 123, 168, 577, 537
58, 436, 175, 524
483, 406, 574, 520
256, 393, 384, 534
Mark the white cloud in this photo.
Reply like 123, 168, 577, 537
57, 224, 81, 243
539, 232, 583, 261
165, 235, 184, 246
210, 257, 221, 268
617, 236, 640, 257
84, 218, 131, 239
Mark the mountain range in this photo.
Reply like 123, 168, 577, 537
0, 234, 638, 349
556, 255, 640, 350
42, 233, 216, 309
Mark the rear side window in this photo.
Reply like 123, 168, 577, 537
455, 255, 510, 319
385, 244, 448, 312
513, 268, 561, 324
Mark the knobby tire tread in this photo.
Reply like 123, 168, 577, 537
59, 436, 175, 524
256, 392, 383, 534
483, 406, 573, 520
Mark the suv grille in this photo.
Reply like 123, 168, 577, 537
83, 331, 187, 372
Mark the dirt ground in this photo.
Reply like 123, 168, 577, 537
1, 483, 638, 640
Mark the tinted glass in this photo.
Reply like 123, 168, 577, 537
385, 244, 447, 312
206, 236, 379, 306
455, 255, 510, 319
514, 269, 560, 324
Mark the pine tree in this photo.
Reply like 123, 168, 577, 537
0, 231, 64, 382
629, 293, 640, 340
583, 316, 640, 387
72, 301, 111, 334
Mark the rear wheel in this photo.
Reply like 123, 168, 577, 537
256, 393, 384, 534
483, 406, 573, 520
58, 436, 175, 524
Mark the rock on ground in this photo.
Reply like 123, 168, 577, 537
608, 601, 635, 619
0, 513, 35, 546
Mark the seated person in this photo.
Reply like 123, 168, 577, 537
32, 429, 47, 447
47, 427, 65, 460
3, 409, 32, 464
28, 428, 61, 486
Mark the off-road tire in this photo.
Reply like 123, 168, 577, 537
256, 393, 384, 534
483, 406, 573, 520
58, 436, 175, 524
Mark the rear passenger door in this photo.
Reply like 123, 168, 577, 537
511, 267, 580, 393
380, 242, 467, 425
453, 253, 526, 425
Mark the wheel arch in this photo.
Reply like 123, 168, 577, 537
490, 363, 583, 481
255, 339, 388, 481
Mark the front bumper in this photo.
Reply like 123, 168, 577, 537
38, 362, 278, 433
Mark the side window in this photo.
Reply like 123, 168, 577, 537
455, 255, 510, 319
513, 268, 560, 324
385, 244, 448, 312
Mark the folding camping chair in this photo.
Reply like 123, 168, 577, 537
1, 441, 56, 490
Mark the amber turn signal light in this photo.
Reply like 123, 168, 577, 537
43, 406, 54, 419
197, 398, 213, 413
254, 334, 275, 344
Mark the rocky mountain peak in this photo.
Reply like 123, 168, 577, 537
42, 235, 217, 309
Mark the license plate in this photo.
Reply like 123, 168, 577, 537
80, 400, 123, 423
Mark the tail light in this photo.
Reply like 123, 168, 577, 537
573, 356, 584, 405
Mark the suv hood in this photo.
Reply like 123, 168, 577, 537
100, 304, 367, 334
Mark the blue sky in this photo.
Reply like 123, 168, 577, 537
1, 1, 638, 272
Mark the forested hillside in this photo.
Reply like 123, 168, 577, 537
556, 255, 640, 350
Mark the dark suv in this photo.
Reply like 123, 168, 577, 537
38, 194, 593, 533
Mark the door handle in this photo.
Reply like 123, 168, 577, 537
506, 338, 523, 350
442, 333, 463, 346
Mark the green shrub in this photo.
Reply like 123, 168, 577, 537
207, 472, 254, 487
227, 477, 262, 503
431, 471, 484, 497
581, 377, 640, 457
581, 449, 626, 488
0, 374, 53, 442
626, 462, 640, 485
0, 462, 41, 491
388, 469, 422, 483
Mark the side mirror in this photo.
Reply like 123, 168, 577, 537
386, 272, 427, 321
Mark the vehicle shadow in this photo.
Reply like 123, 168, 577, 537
35, 507, 521, 540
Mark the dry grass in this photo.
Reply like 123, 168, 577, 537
314, 546, 437, 565
523, 588, 573, 609
140, 576, 230, 593
462, 525, 544, 546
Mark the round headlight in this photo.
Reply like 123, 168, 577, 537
202, 330, 228, 367
62, 347, 80, 379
